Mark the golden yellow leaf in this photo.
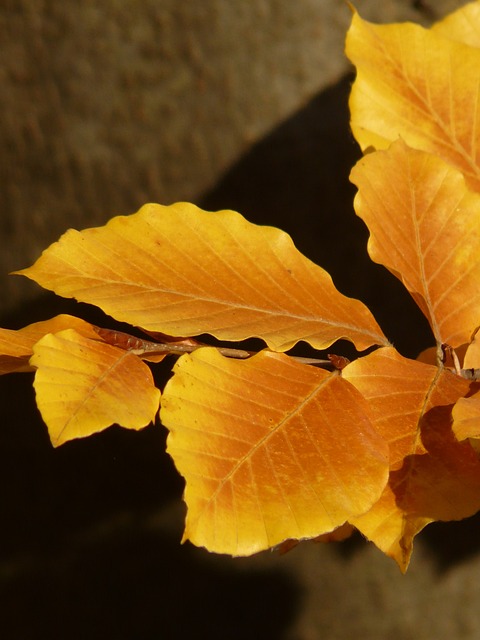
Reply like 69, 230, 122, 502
276, 522, 355, 554
432, 1, 480, 48
343, 347, 480, 572
161, 347, 389, 556
346, 10, 480, 191
452, 327, 480, 444
31, 329, 160, 446
0, 314, 99, 375
15, 202, 387, 352
350, 139, 480, 348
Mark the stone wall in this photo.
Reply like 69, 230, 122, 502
2, 2, 478, 639
1, 0, 460, 316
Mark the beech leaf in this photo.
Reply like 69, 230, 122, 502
15, 202, 387, 352
0, 314, 99, 375
350, 139, 480, 348
432, 1, 480, 48
462, 329, 480, 370
31, 329, 160, 446
343, 347, 480, 572
346, 9, 480, 191
452, 393, 480, 443
161, 347, 389, 556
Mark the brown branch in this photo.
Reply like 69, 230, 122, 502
93, 326, 333, 367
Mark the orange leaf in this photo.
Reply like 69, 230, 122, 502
161, 348, 389, 556
343, 347, 480, 572
276, 522, 355, 554
350, 139, 480, 348
31, 329, 160, 446
462, 328, 480, 369
346, 10, 480, 191
0, 314, 99, 374
15, 202, 387, 352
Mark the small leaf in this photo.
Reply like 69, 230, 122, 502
350, 140, 480, 348
15, 202, 387, 352
31, 329, 160, 446
346, 10, 480, 190
0, 315, 99, 374
462, 329, 480, 369
343, 347, 480, 572
161, 347, 389, 556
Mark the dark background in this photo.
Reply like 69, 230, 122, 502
2, 2, 479, 639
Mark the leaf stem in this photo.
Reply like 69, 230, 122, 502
93, 326, 333, 367
136, 340, 332, 367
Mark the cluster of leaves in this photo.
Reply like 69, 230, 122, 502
3, 2, 480, 572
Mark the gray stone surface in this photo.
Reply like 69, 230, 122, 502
0, 0, 464, 315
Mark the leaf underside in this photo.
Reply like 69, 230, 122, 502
350, 140, 480, 348
344, 347, 480, 572
31, 329, 160, 446
161, 347, 389, 556
15, 202, 387, 353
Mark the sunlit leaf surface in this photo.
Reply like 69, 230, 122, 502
0, 315, 99, 374
31, 329, 160, 446
432, 1, 480, 48
15, 203, 387, 352
452, 393, 480, 442
346, 9, 480, 191
344, 347, 480, 571
351, 140, 480, 348
161, 348, 389, 555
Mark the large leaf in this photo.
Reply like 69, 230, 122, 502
343, 347, 480, 572
346, 9, 480, 191
31, 329, 160, 446
0, 314, 99, 375
161, 347, 389, 556
15, 203, 387, 352
350, 139, 480, 348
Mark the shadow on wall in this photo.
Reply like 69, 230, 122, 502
201, 73, 433, 359
2, 73, 480, 640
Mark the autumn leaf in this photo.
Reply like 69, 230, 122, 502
343, 347, 480, 572
31, 329, 160, 446
451, 331, 480, 444
350, 139, 480, 348
276, 522, 355, 554
452, 393, 480, 443
0, 314, 99, 375
462, 328, 480, 370
161, 347, 389, 556
14, 202, 387, 352
346, 8, 480, 191
432, 0, 480, 48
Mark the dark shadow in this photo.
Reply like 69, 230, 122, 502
2, 71, 478, 638
0, 318, 302, 639
420, 511, 480, 574
2, 525, 300, 640
201, 74, 433, 360
387, 403, 480, 573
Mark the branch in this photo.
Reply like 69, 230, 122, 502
93, 327, 334, 367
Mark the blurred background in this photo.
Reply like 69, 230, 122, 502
2, 1, 479, 638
